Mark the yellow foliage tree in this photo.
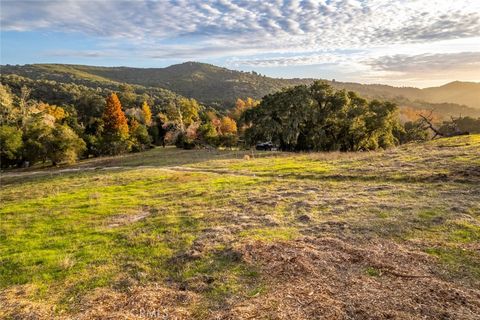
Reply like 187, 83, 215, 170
142, 101, 152, 126
230, 97, 259, 120
38, 103, 66, 122
220, 116, 237, 134
245, 97, 259, 108
178, 98, 200, 127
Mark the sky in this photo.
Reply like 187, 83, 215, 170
1, 0, 480, 88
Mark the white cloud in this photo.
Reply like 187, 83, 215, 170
2, 0, 479, 50
228, 52, 355, 67
361, 52, 480, 86
366, 52, 480, 73
1, 0, 480, 85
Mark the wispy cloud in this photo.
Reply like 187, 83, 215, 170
1, 0, 480, 85
361, 52, 480, 86
366, 52, 480, 73
228, 52, 356, 67
3, 0, 479, 51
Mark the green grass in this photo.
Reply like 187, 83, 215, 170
239, 227, 299, 242
1, 134, 479, 316
425, 247, 480, 282
365, 266, 382, 277
227, 156, 334, 175
36, 64, 117, 83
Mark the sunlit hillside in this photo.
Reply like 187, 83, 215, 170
1, 135, 479, 319
2, 63, 479, 115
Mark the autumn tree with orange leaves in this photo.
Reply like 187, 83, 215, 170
100, 93, 131, 154
102, 93, 129, 138
230, 97, 259, 120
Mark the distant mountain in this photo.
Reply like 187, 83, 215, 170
328, 81, 480, 117
421, 81, 480, 109
0, 62, 312, 107
1, 62, 479, 117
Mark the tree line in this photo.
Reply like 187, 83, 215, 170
1, 79, 478, 168
0, 79, 258, 168
242, 81, 479, 151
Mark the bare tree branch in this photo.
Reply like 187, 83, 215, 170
418, 113, 443, 139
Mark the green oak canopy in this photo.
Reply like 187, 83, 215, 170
242, 81, 401, 151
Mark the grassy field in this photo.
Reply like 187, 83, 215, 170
1, 135, 480, 319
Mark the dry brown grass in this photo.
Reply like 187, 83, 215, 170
224, 237, 480, 319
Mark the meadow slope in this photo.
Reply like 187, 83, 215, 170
1, 135, 480, 319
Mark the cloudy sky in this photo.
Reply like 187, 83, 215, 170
1, 0, 479, 87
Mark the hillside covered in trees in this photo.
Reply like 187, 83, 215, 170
2, 63, 479, 117
2, 72, 479, 169
0, 75, 257, 168
1, 62, 479, 169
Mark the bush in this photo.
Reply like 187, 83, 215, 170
98, 133, 132, 155
218, 133, 238, 148
396, 121, 429, 143
0, 125, 23, 168
83, 134, 102, 157
175, 131, 196, 150
47, 124, 86, 165
130, 122, 152, 152
198, 122, 218, 146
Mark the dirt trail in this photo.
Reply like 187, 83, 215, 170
0, 165, 259, 180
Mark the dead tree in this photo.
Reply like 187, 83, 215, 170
418, 111, 470, 139
418, 111, 443, 139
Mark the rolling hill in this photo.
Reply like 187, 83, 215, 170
422, 81, 480, 108
1, 62, 479, 116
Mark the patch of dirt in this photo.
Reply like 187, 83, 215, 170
3, 236, 479, 319
451, 166, 480, 183
217, 236, 480, 319
304, 221, 350, 234
365, 185, 394, 191
1, 284, 199, 320
297, 214, 312, 223
0, 285, 54, 320
191, 226, 235, 252
73, 285, 199, 320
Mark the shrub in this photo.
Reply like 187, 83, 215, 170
129, 120, 152, 152
47, 124, 86, 165
0, 125, 23, 167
